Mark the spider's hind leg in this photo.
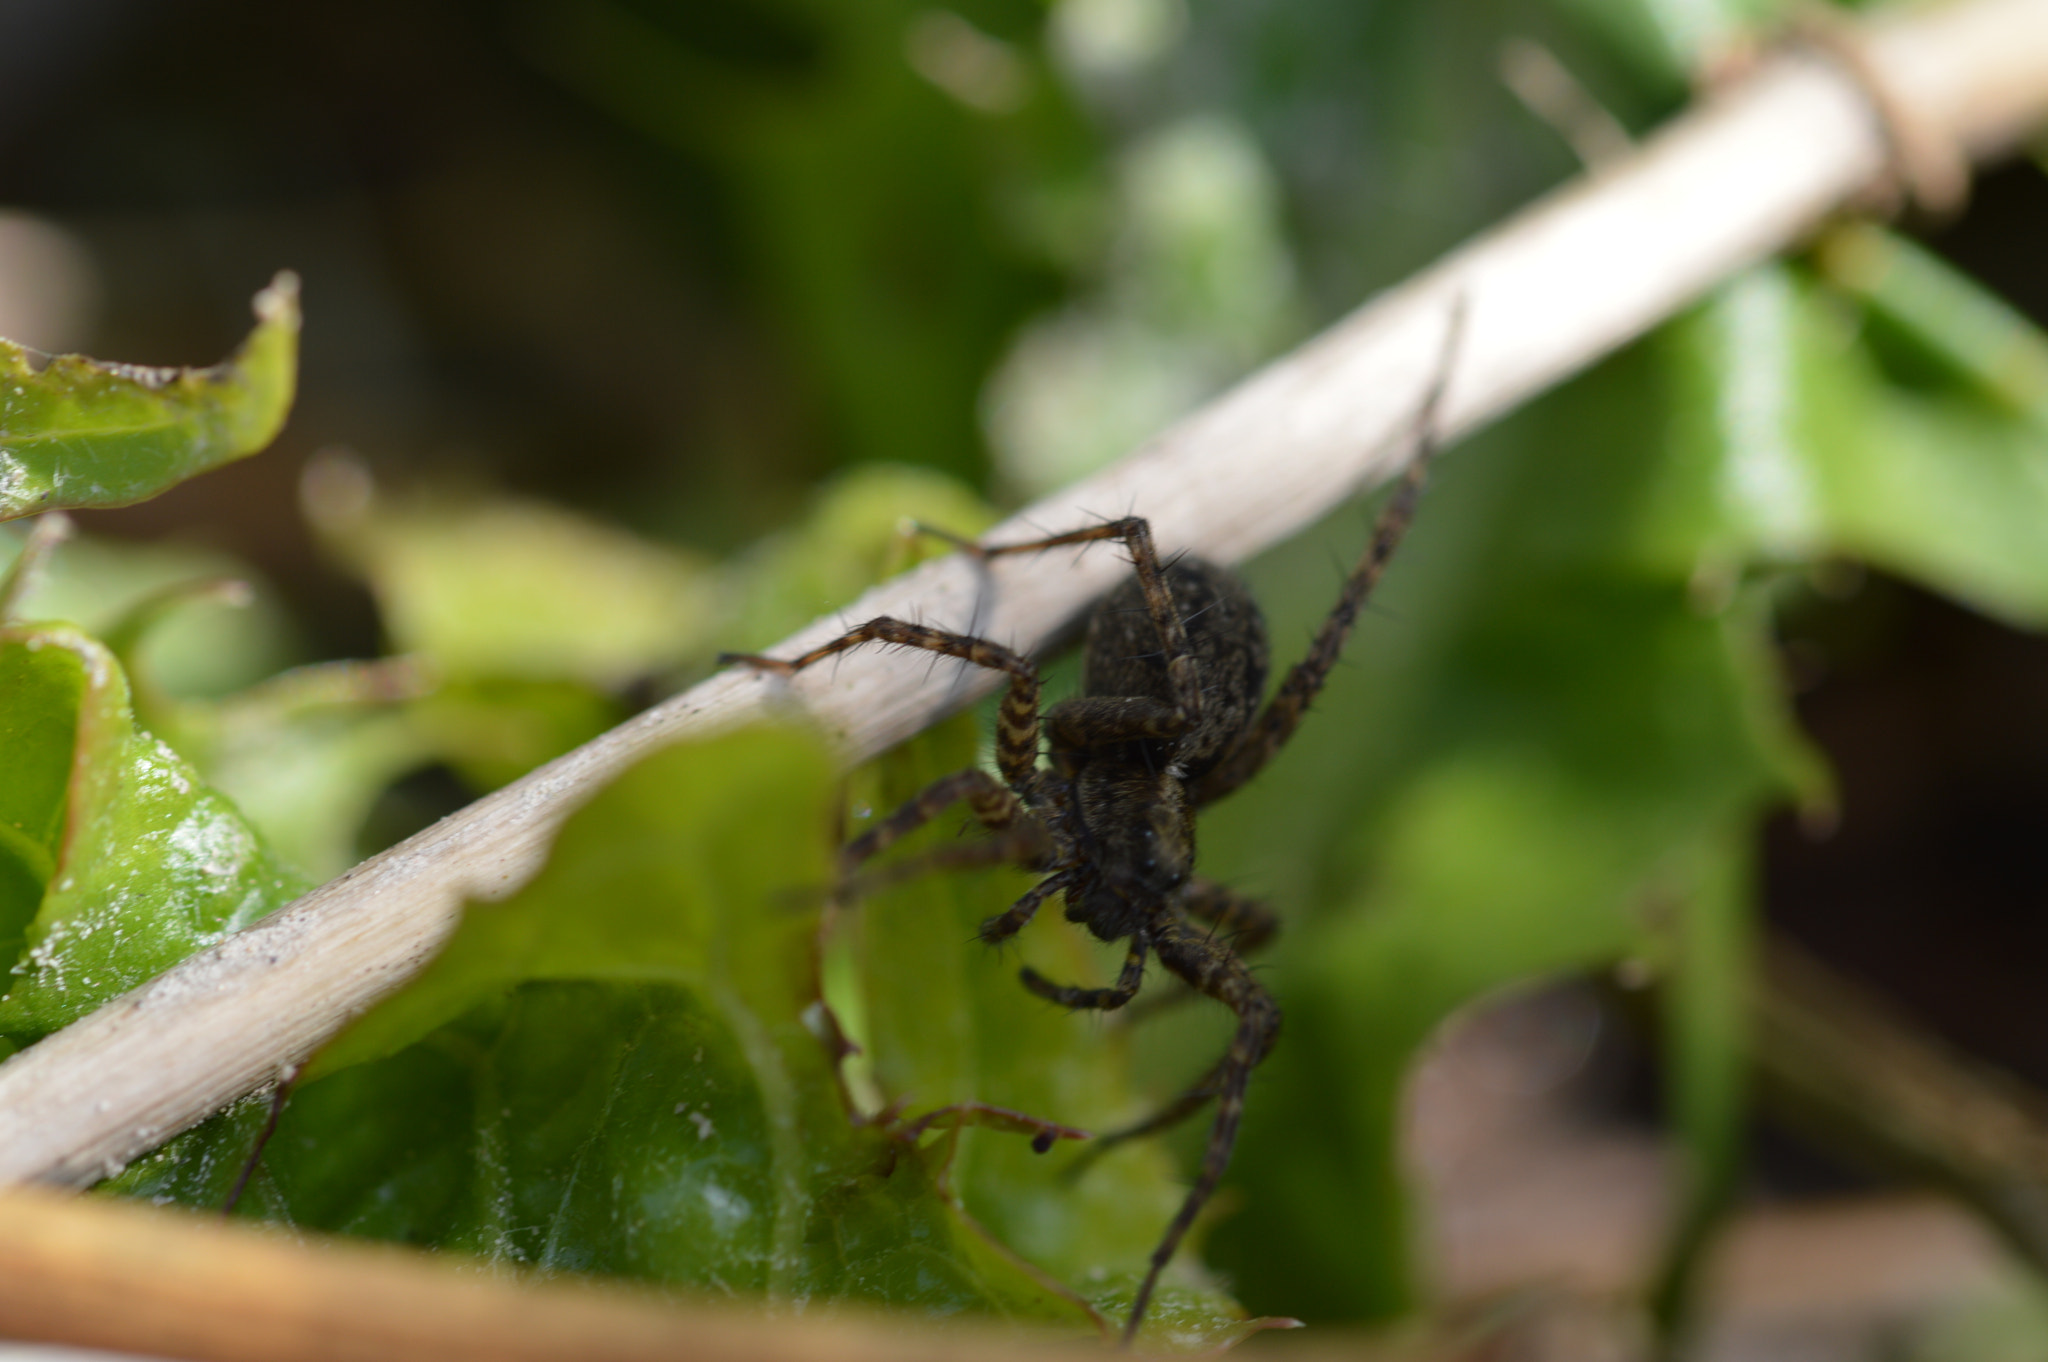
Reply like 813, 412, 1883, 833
1182, 877, 1279, 955
1103, 881, 1278, 1031
1119, 915, 1282, 1346
1062, 891, 1270, 1168
1073, 1057, 1226, 1172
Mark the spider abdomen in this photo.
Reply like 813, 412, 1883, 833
1080, 557, 1268, 781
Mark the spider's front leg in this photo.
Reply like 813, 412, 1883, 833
974, 517, 1204, 730
840, 768, 1048, 877
977, 870, 1072, 946
724, 618, 1059, 886
1194, 299, 1462, 807
721, 616, 1043, 785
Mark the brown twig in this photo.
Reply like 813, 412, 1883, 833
1754, 933, 2048, 1273
0, 1185, 1084, 1362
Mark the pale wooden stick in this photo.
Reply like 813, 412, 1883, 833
3, 0, 2048, 1188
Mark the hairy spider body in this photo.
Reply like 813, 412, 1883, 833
724, 466, 1433, 1342
721, 302, 1459, 1348
1056, 561, 1267, 914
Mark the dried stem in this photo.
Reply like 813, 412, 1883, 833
1755, 934, 2048, 1272
2, 0, 2048, 1189
0, 1185, 1080, 1362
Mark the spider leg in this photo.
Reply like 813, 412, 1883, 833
1121, 916, 1282, 1347
223, 1064, 298, 1217
975, 518, 1203, 729
722, 618, 1043, 785
1064, 1061, 1227, 1192
1045, 695, 1187, 751
1065, 888, 1277, 1167
1181, 877, 1279, 955
1191, 454, 1432, 804
1193, 300, 1464, 806
1019, 933, 1149, 1011
842, 768, 1045, 875
979, 869, 1075, 945
842, 829, 1052, 899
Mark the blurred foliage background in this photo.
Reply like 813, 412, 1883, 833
6, 0, 2048, 1353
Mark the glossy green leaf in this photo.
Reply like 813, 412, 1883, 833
0, 274, 299, 521
0, 628, 79, 950
311, 725, 840, 1077
115, 721, 1255, 1346
0, 623, 307, 1040
133, 976, 1088, 1318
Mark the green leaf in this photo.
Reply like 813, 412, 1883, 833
310, 725, 840, 1077
1816, 223, 2048, 422
0, 273, 299, 521
183, 671, 438, 883
0, 623, 308, 1040
1809, 354, 2048, 630
116, 721, 1255, 1346
0, 628, 79, 946
728, 464, 1000, 652
312, 484, 717, 688
1663, 254, 2048, 628
0, 520, 296, 702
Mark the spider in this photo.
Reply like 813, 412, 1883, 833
722, 328, 1456, 1346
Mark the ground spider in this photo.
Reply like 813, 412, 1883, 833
722, 325, 1457, 1345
